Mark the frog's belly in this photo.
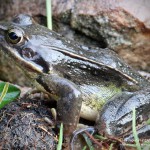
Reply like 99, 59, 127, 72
80, 103, 98, 121
80, 84, 122, 121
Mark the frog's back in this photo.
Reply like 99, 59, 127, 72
21, 21, 148, 89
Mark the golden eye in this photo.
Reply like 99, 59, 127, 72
7, 28, 23, 44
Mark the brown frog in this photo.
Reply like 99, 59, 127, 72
0, 14, 149, 141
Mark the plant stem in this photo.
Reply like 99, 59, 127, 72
132, 108, 141, 150
46, 0, 52, 30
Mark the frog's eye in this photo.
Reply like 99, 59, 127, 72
7, 29, 23, 44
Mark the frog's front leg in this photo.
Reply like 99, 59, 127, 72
36, 74, 82, 137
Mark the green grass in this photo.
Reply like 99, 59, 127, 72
109, 143, 114, 150
57, 123, 63, 150
46, 0, 52, 30
132, 108, 141, 150
82, 133, 95, 150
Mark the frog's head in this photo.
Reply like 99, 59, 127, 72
0, 14, 50, 77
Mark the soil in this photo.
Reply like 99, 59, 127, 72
0, 94, 57, 149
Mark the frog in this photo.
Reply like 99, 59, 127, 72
0, 14, 149, 140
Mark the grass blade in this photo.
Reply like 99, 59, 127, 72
132, 108, 141, 150
82, 133, 94, 150
82, 146, 87, 150
57, 123, 63, 150
109, 143, 114, 150
46, 0, 52, 30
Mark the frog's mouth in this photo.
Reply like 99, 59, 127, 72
0, 40, 43, 75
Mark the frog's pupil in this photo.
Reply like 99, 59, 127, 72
8, 32, 18, 40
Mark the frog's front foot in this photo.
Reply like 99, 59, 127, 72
95, 87, 150, 142
21, 88, 44, 99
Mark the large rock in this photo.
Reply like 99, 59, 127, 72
52, 0, 150, 71
72, 0, 150, 71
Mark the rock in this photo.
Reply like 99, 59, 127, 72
52, 0, 74, 23
0, 0, 46, 21
70, 0, 150, 71
0, 97, 56, 149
